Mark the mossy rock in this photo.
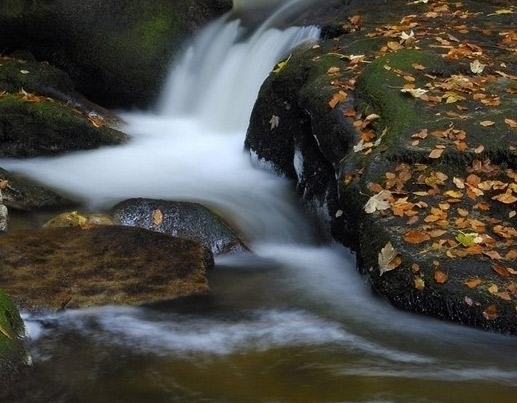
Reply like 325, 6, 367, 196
0, 94, 127, 158
0, 226, 214, 311
0, 289, 27, 397
0, 0, 232, 108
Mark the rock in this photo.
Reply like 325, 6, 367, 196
0, 226, 214, 311
42, 211, 113, 228
0, 168, 74, 211
0, 0, 233, 108
0, 92, 127, 158
246, 0, 517, 334
113, 198, 249, 256
0, 289, 28, 399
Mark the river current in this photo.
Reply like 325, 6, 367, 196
2, 1, 517, 402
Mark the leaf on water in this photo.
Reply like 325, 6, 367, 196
378, 241, 400, 276
434, 270, 448, 284
403, 230, 431, 244
364, 190, 391, 214
470, 59, 485, 74
272, 54, 292, 74
270, 114, 280, 130
152, 209, 163, 226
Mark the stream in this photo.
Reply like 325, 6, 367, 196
2, 0, 517, 402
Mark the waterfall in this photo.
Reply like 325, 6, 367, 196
0, 1, 320, 244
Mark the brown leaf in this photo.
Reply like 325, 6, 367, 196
429, 148, 444, 159
492, 191, 517, 204
505, 118, 517, 130
434, 270, 448, 284
403, 230, 431, 244
328, 91, 347, 109
465, 278, 482, 288
493, 264, 511, 277
483, 305, 499, 320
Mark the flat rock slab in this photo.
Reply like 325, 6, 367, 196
0, 226, 213, 311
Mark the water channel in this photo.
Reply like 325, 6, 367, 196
2, 1, 517, 402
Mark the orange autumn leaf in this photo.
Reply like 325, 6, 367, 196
152, 209, 164, 226
483, 305, 499, 321
429, 148, 444, 159
434, 270, 448, 284
493, 264, 511, 277
403, 230, 431, 244
465, 278, 482, 288
329, 91, 347, 109
492, 191, 517, 204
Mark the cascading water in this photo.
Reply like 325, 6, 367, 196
3, 1, 517, 402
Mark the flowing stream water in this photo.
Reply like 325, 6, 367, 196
2, 1, 517, 402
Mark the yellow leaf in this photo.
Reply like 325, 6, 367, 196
0, 324, 11, 339
414, 277, 425, 291
272, 54, 292, 74
152, 209, 163, 226
401, 88, 428, 98
445, 190, 463, 198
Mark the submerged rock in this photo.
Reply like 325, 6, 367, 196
42, 211, 113, 228
0, 226, 214, 311
113, 198, 249, 256
0, 289, 27, 398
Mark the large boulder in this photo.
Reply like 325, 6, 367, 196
0, 289, 27, 399
246, 0, 517, 334
0, 0, 233, 108
0, 226, 214, 311
113, 198, 249, 256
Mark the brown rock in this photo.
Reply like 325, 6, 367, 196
0, 226, 213, 311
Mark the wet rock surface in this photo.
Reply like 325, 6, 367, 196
247, 0, 517, 333
113, 198, 249, 256
0, 226, 214, 311
0, 0, 232, 108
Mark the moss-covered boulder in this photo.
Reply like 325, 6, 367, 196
0, 226, 214, 311
246, 0, 517, 334
0, 93, 127, 158
0, 0, 232, 108
0, 289, 27, 398
113, 198, 249, 256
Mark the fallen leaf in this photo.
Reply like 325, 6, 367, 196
470, 59, 485, 74
505, 118, 517, 130
474, 145, 485, 154
492, 191, 517, 204
414, 277, 425, 291
327, 66, 341, 74
488, 284, 499, 294
403, 230, 431, 244
483, 250, 503, 260
329, 91, 347, 109
270, 115, 280, 130
0, 324, 11, 339
152, 209, 163, 226
483, 305, 499, 321
493, 264, 511, 277
364, 190, 391, 214
378, 241, 400, 275
434, 270, 448, 284
273, 54, 291, 74
429, 148, 444, 159
480, 120, 495, 127
465, 278, 482, 288
401, 88, 428, 98
456, 232, 482, 247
